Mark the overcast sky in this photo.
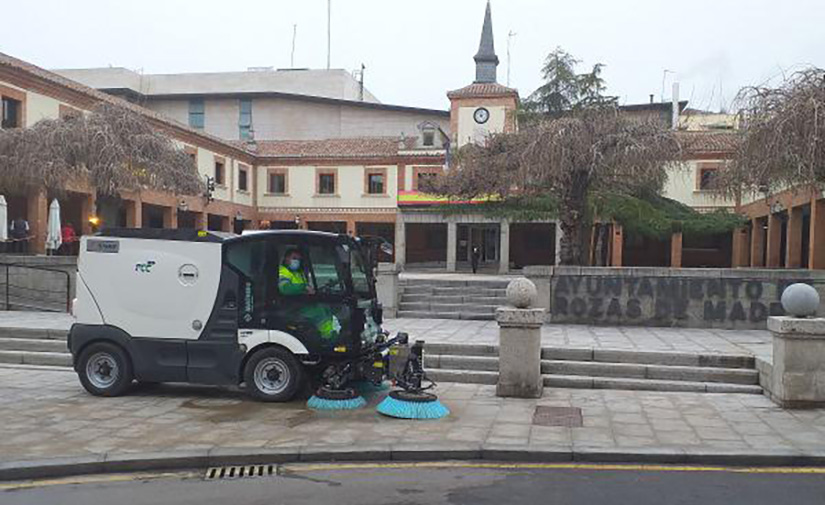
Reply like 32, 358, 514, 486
3, 0, 823, 112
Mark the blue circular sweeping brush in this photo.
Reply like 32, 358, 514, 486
376, 390, 449, 420
307, 387, 367, 411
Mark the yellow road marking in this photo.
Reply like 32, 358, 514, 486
0, 470, 198, 492
4, 461, 825, 492
283, 461, 825, 475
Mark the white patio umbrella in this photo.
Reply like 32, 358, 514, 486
0, 196, 8, 246
45, 199, 62, 254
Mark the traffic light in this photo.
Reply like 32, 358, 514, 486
205, 175, 215, 202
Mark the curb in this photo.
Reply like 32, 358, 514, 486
2, 444, 825, 482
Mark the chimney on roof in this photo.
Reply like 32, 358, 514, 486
474, 1, 499, 84
671, 82, 680, 130
649, 94, 654, 104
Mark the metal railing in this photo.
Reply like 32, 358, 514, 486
0, 263, 72, 313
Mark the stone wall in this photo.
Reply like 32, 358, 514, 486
525, 266, 825, 330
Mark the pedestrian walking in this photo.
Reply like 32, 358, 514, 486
471, 245, 481, 274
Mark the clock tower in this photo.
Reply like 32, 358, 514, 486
447, 1, 519, 148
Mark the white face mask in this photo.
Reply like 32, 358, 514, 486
288, 259, 301, 271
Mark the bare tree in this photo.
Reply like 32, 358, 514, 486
428, 107, 681, 265
0, 103, 204, 197
716, 68, 825, 200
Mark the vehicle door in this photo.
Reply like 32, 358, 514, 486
267, 236, 356, 357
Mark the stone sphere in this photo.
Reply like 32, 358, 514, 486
506, 277, 537, 309
781, 283, 820, 318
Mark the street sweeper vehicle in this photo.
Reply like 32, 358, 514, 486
68, 229, 448, 418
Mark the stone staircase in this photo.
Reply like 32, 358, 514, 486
398, 277, 510, 320
0, 326, 764, 395
424, 342, 763, 394
0, 327, 72, 369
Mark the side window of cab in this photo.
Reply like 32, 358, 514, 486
224, 239, 268, 324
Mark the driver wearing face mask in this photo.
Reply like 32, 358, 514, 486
278, 247, 315, 296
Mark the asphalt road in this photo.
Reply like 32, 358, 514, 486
3, 462, 825, 505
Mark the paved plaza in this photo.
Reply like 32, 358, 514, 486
2, 310, 816, 473
2, 365, 825, 466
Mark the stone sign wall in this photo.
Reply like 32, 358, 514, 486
525, 266, 825, 329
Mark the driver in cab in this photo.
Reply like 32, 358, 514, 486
278, 247, 341, 341
278, 247, 315, 296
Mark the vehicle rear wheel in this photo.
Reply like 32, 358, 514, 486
244, 347, 304, 402
77, 342, 134, 397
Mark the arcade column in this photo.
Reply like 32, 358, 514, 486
126, 198, 142, 228
787, 206, 804, 268
766, 213, 782, 268
810, 198, 825, 269
394, 217, 406, 269
446, 220, 457, 272
670, 231, 683, 268
610, 223, 623, 267
26, 188, 47, 254
499, 219, 510, 274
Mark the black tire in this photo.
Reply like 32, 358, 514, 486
77, 342, 134, 397
244, 347, 304, 402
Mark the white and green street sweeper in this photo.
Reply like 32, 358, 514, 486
68, 228, 447, 418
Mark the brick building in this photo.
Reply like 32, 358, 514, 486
0, 2, 743, 271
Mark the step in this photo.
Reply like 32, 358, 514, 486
424, 343, 498, 357
589, 349, 754, 369
422, 343, 754, 371
542, 374, 763, 395
0, 350, 73, 367
401, 279, 511, 288
427, 368, 498, 385
402, 285, 507, 297
424, 353, 758, 385
398, 302, 498, 314
397, 311, 494, 321
540, 360, 758, 385
539, 348, 753, 369
0, 337, 68, 353
427, 368, 762, 394
425, 354, 499, 372
400, 294, 506, 305
0, 327, 68, 341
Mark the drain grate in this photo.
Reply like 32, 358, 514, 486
205, 465, 276, 480
532, 406, 583, 427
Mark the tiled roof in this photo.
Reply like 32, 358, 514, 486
447, 82, 518, 99
249, 137, 403, 158
677, 131, 742, 154
0, 51, 251, 158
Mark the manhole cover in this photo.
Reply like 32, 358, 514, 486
532, 406, 583, 427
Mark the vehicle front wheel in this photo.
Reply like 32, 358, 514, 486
77, 342, 134, 397
244, 347, 304, 402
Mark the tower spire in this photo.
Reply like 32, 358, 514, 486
474, 0, 499, 83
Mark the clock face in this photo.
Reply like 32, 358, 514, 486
473, 107, 490, 124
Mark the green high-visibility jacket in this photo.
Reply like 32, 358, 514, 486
278, 265, 340, 340
279, 265, 309, 295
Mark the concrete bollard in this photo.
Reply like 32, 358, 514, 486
765, 316, 825, 408
376, 262, 399, 319
764, 284, 825, 408
496, 278, 545, 398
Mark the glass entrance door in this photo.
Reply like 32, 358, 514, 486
465, 225, 499, 263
